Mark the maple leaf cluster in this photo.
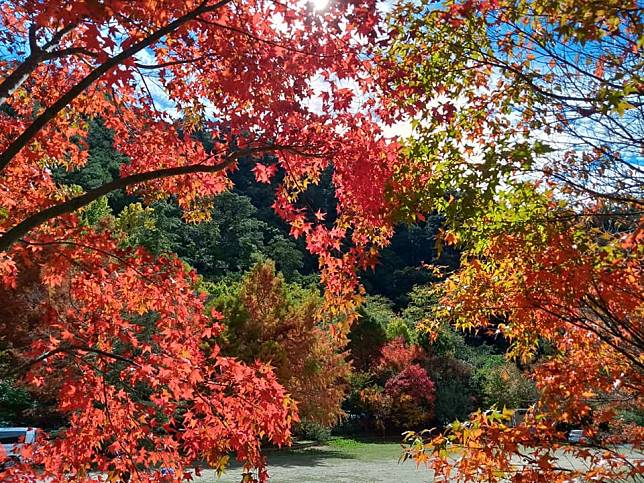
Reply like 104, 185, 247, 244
384, 364, 436, 417
375, 336, 425, 376
0, 0, 403, 480
0, 226, 297, 482
0, 0, 402, 294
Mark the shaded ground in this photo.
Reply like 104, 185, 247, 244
190, 439, 644, 483
193, 439, 432, 483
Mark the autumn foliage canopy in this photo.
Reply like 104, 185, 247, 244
0, 0, 399, 481
0, 0, 642, 481
389, 0, 643, 480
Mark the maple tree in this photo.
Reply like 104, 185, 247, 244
384, 0, 642, 216
384, 0, 643, 480
403, 217, 643, 481
374, 336, 425, 377
0, 0, 400, 287
0, 0, 403, 481
0, 233, 297, 482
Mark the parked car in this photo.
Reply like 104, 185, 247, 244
567, 429, 587, 444
0, 427, 39, 468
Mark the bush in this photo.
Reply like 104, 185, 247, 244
0, 380, 35, 425
424, 356, 476, 425
618, 408, 644, 427
359, 346, 436, 432
384, 364, 436, 428
474, 359, 538, 409
359, 364, 436, 432
294, 420, 332, 442
385, 317, 417, 343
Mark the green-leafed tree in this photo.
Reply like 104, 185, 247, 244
53, 119, 133, 212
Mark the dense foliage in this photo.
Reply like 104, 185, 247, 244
343, 290, 532, 435
0, 233, 296, 482
0, 0, 641, 481
207, 261, 349, 427
390, 0, 643, 480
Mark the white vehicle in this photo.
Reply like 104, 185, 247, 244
568, 429, 586, 444
0, 427, 39, 467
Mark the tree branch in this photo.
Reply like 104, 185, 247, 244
0, 144, 326, 252
16, 344, 140, 375
550, 173, 644, 207
135, 53, 215, 69
0, 23, 77, 106
195, 18, 340, 59
0, 0, 233, 173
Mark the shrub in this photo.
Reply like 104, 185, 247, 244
360, 364, 436, 431
385, 365, 435, 404
385, 317, 417, 343
474, 359, 538, 409
424, 356, 476, 425
0, 380, 35, 426
294, 420, 332, 442
618, 408, 644, 427
375, 337, 425, 378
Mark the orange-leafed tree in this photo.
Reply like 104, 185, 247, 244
208, 261, 350, 427
387, 0, 643, 480
0, 1, 403, 481
405, 216, 643, 482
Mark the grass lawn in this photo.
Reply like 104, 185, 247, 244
325, 437, 407, 460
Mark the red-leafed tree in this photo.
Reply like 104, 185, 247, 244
0, 1, 403, 481
360, 337, 435, 431
0, 232, 297, 482
375, 336, 425, 377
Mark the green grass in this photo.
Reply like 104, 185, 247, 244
328, 438, 369, 450
325, 438, 404, 461
209, 439, 432, 482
